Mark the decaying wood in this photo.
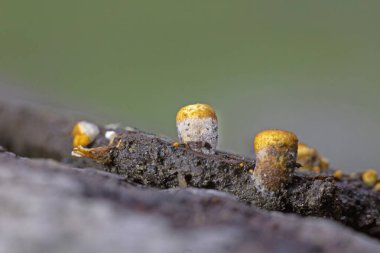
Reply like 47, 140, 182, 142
1, 149, 380, 253
0, 101, 379, 240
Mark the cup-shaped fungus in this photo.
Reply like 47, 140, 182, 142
176, 103, 218, 154
71, 121, 100, 148
253, 129, 298, 192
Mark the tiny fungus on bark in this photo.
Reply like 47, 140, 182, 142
176, 103, 218, 154
71, 121, 100, 148
297, 143, 329, 173
252, 129, 299, 192
333, 170, 343, 180
361, 169, 378, 186
105, 130, 117, 145
171, 142, 180, 147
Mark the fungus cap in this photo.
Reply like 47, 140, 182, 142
72, 121, 100, 147
254, 129, 298, 153
362, 169, 378, 186
374, 182, 380, 191
319, 157, 330, 170
333, 170, 343, 179
297, 143, 317, 157
105, 130, 118, 145
297, 143, 330, 171
176, 103, 217, 123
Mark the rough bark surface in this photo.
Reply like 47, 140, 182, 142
0, 100, 380, 248
0, 150, 380, 253
106, 132, 380, 238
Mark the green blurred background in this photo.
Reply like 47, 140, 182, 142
1, 1, 379, 172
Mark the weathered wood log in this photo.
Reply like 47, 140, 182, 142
0, 101, 76, 159
0, 100, 379, 239
94, 132, 380, 239
1, 149, 380, 253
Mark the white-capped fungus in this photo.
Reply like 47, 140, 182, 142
71, 121, 100, 148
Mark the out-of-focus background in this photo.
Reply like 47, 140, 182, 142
0, 1, 379, 172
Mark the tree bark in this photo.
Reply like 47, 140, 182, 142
0, 100, 379, 240
0, 149, 379, 253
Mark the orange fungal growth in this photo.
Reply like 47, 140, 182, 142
176, 104, 217, 123
362, 169, 378, 186
172, 142, 180, 148
254, 129, 298, 153
176, 103, 218, 154
374, 182, 380, 191
319, 157, 330, 171
297, 143, 315, 157
72, 121, 100, 148
71, 145, 111, 164
253, 129, 298, 192
333, 170, 343, 180
297, 143, 330, 172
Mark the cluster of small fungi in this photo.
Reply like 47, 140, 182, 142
71, 103, 380, 192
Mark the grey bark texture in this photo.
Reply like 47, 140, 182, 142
0, 150, 380, 253
0, 100, 380, 252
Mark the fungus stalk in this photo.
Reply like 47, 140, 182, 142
176, 103, 218, 154
253, 129, 298, 192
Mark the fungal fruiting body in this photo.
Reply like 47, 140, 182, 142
297, 143, 329, 173
172, 142, 180, 148
176, 103, 218, 154
362, 169, 378, 186
333, 170, 343, 180
253, 129, 298, 192
105, 130, 117, 145
71, 121, 100, 148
